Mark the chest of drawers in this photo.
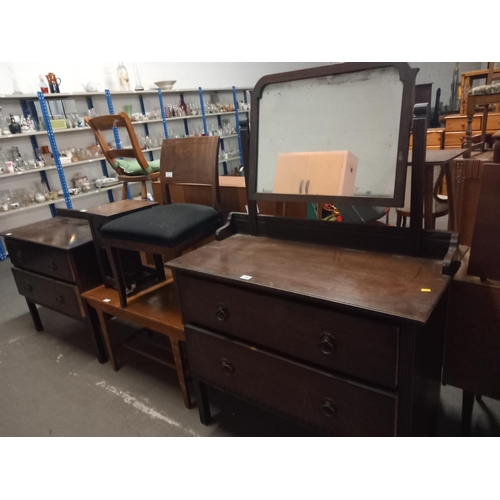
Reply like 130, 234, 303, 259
170, 225, 452, 436
3, 217, 104, 358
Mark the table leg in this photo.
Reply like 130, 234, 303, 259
26, 299, 43, 332
97, 310, 118, 371
461, 390, 474, 436
192, 374, 211, 425
424, 163, 435, 230
83, 301, 108, 364
171, 339, 192, 409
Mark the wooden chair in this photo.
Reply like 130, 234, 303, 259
85, 111, 161, 200
463, 63, 500, 158
396, 165, 448, 228
99, 136, 222, 307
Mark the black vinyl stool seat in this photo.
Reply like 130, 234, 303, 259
100, 136, 222, 308
101, 204, 220, 247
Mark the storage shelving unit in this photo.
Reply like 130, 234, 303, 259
0, 85, 250, 261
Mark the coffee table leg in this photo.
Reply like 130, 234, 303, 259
84, 301, 108, 364
171, 339, 191, 409
26, 299, 43, 332
97, 310, 118, 371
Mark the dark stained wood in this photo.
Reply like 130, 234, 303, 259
172, 63, 452, 436
248, 62, 417, 209
461, 391, 475, 436
186, 325, 396, 437
2, 217, 93, 250
468, 163, 500, 281
443, 252, 500, 401
12, 268, 84, 320
82, 282, 191, 408
4, 216, 104, 361
83, 199, 156, 217
169, 234, 450, 324
159, 136, 222, 219
177, 274, 399, 388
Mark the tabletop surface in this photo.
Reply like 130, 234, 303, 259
81, 199, 157, 217
168, 233, 450, 324
2, 217, 93, 250
408, 149, 466, 165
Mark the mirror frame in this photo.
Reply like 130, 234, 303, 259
248, 62, 418, 208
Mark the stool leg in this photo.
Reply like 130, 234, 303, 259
153, 254, 166, 283
106, 245, 128, 308
141, 182, 147, 200
171, 339, 191, 409
97, 310, 118, 371
122, 183, 127, 200
461, 390, 474, 436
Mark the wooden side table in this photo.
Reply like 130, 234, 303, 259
82, 281, 191, 409
3, 217, 107, 363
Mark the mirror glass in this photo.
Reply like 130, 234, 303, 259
256, 66, 405, 199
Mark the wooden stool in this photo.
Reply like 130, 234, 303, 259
82, 280, 191, 409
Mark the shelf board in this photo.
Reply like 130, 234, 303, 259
0, 184, 123, 219
0, 88, 251, 101
0, 158, 105, 180
218, 157, 240, 164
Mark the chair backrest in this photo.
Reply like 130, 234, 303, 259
160, 136, 222, 216
84, 112, 150, 174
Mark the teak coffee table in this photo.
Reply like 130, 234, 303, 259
82, 280, 191, 408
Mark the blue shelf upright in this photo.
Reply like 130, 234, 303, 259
157, 89, 170, 140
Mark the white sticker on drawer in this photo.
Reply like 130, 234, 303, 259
165, 172, 173, 177
240, 275, 252, 280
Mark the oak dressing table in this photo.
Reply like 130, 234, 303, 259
168, 63, 460, 436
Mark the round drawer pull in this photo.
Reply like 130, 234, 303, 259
320, 332, 336, 355
24, 284, 33, 293
48, 262, 58, 272
216, 303, 230, 322
56, 295, 65, 304
321, 398, 337, 418
220, 358, 234, 376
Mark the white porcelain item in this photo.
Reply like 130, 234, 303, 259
82, 82, 101, 92
154, 80, 176, 90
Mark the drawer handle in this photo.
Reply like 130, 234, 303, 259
220, 358, 234, 376
48, 262, 58, 272
321, 398, 337, 418
216, 303, 230, 322
56, 295, 65, 304
320, 332, 336, 355
24, 284, 33, 293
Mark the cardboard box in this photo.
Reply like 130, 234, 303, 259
273, 150, 358, 196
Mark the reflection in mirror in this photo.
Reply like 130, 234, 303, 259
257, 66, 405, 199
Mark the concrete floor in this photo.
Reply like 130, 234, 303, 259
0, 255, 499, 437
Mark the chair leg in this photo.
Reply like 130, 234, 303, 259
141, 182, 147, 201
122, 183, 127, 201
461, 390, 474, 436
153, 254, 166, 283
97, 310, 118, 371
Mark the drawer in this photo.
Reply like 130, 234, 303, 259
6, 239, 75, 283
178, 275, 398, 388
187, 326, 396, 436
445, 115, 481, 132
444, 131, 468, 147
12, 268, 84, 319
485, 113, 500, 130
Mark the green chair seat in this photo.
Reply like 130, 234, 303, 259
112, 159, 160, 176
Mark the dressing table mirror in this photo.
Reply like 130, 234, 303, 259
168, 63, 461, 436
